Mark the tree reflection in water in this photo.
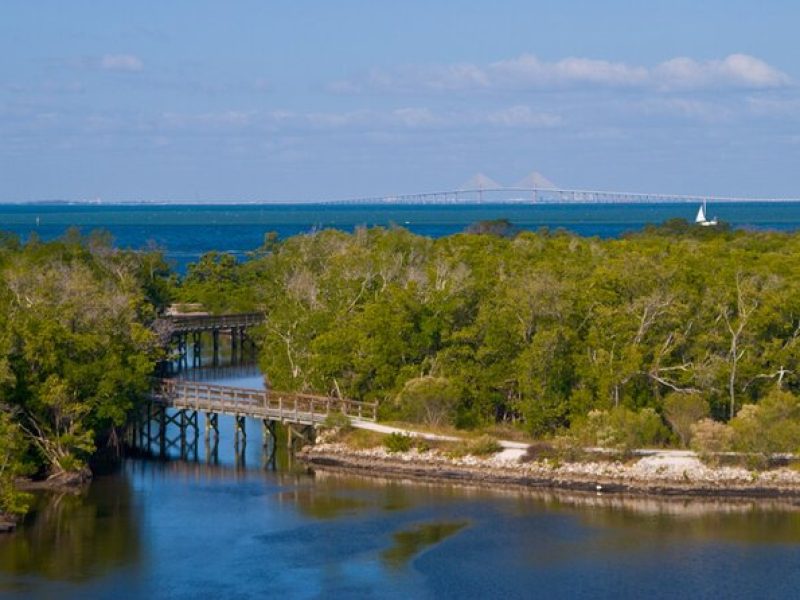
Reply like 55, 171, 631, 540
0, 476, 140, 582
382, 521, 469, 569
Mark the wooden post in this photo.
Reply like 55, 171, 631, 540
235, 415, 246, 442
158, 405, 167, 457
130, 417, 138, 450
212, 328, 220, 367
304, 425, 315, 446
205, 412, 218, 440
146, 401, 152, 447
192, 331, 202, 368
179, 410, 187, 454
261, 419, 273, 447
231, 327, 238, 365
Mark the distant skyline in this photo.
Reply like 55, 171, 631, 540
2, 0, 799, 202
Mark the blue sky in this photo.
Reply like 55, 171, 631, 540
1, 0, 799, 202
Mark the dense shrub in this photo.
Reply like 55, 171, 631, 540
384, 432, 414, 453
730, 390, 800, 460
690, 418, 734, 464
570, 407, 670, 452
449, 435, 503, 458
663, 393, 709, 447
394, 377, 460, 428
0, 411, 32, 516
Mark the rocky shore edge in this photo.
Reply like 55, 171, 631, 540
299, 442, 800, 499
16, 467, 93, 492
0, 468, 93, 534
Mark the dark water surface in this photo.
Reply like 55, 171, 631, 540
3, 202, 800, 270
3, 415, 800, 599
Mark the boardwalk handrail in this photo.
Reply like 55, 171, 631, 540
152, 378, 378, 423
162, 312, 265, 333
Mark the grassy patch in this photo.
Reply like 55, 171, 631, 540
340, 428, 385, 449
447, 435, 502, 458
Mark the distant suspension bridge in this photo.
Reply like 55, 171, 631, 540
322, 187, 800, 206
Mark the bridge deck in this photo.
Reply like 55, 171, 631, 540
161, 312, 265, 333
151, 379, 378, 426
324, 186, 800, 205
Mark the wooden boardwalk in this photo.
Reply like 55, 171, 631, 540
163, 312, 265, 334
158, 312, 265, 374
151, 378, 378, 426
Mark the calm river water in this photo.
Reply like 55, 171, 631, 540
3, 407, 800, 598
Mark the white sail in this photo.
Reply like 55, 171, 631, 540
695, 204, 706, 223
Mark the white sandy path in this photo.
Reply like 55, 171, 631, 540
352, 420, 541, 462
350, 420, 702, 465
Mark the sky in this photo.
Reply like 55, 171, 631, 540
1, 0, 799, 202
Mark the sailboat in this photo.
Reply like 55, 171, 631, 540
695, 201, 718, 227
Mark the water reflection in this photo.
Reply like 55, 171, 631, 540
381, 521, 469, 569
0, 477, 139, 584
313, 468, 800, 526
278, 488, 368, 520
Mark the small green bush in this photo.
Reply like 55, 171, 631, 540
690, 418, 733, 465
394, 377, 460, 428
569, 407, 670, 453
322, 411, 352, 432
729, 391, 800, 467
448, 435, 502, 458
466, 435, 502, 456
548, 435, 587, 462
664, 393, 708, 447
414, 439, 431, 453
384, 432, 413, 453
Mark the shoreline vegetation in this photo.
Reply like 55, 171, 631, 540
8, 218, 800, 523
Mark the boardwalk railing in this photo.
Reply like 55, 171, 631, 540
151, 379, 378, 425
163, 313, 265, 333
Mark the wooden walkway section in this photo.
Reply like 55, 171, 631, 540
163, 312, 265, 334
151, 379, 378, 426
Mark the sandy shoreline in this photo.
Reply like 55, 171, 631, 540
299, 442, 800, 499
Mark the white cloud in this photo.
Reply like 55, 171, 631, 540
331, 53, 790, 93
99, 54, 144, 72
654, 54, 789, 90
490, 55, 648, 88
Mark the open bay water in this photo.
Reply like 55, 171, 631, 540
3, 202, 800, 270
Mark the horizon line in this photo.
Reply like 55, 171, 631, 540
4, 185, 800, 206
